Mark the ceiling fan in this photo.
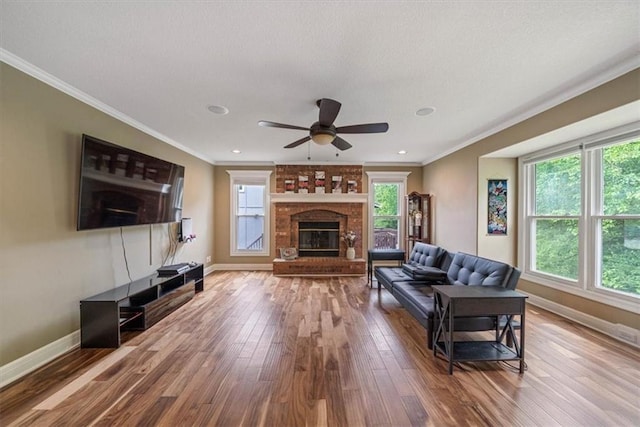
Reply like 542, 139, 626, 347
258, 98, 389, 151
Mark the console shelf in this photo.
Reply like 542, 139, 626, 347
80, 263, 203, 348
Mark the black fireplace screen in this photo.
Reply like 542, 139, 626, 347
298, 221, 340, 257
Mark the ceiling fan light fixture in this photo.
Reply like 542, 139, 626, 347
311, 132, 336, 145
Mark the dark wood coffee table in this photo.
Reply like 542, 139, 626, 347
432, 285, 527, 374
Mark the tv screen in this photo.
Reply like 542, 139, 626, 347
77, 134, 185, 230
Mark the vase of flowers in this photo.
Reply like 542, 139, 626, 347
342, 230, 357, 260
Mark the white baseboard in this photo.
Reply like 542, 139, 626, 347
211, 263, 272, 271
524, 292, 639, 349
0, 330, 80, 389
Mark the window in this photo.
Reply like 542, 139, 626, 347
531, 153, 581, 280
597, 141, 640, 295
367, 171, 409, 250
227, 170, 272, 256
521, 128, 640, 311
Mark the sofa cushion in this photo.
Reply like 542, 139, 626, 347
446, 252, 511, 287
374, 267, 410, 292
390, 282, 434, 328
405, 242, 445, 268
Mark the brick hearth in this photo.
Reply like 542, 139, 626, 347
273, 257, 365, 276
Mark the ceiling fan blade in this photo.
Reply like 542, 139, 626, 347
284, 136, 311, 149
318, 98, 341, 127
332, 136, 352, 151
258, 120, 309, 131
336, 123, 389, 134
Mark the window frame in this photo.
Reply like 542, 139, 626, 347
519, 124, 640, 314
227, 170, 272, 257
366, 171, 409, 250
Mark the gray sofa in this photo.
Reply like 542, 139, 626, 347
374, 243, 521, 349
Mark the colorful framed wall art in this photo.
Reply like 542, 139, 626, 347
487, 179, 507, 235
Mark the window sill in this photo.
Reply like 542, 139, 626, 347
521, 271, 640, 314
230, 251, 270, 257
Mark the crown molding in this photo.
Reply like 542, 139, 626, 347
422, 52, 640, 165
0, 49, 215, 165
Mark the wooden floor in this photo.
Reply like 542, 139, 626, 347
1, 271, 639, 426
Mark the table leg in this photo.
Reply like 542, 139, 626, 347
520, 308, 526, 373
448, 301, 454, 375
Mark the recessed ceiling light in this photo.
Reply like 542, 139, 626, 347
398, 150, 407, 155
231, 149, 241, 154
416, 106, 436, 116
207, 105, 229, 115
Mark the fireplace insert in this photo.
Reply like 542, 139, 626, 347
298, 221, 340, 257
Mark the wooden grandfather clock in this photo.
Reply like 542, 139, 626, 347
405, 191, 432, 254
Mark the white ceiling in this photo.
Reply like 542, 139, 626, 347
1, 1, 638, 165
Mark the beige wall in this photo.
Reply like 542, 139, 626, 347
0, 63, 215, 365
423, 68, 640, 330
422, 151, 478, 253
212, 164, 423, 265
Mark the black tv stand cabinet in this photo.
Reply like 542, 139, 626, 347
80, 264, 204, 348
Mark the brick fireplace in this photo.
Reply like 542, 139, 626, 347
272, 164, 366, 276
273, 202, 365, 275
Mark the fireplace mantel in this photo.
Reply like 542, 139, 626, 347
271, 193, 368, 204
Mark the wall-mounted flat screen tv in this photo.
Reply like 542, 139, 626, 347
77, 134, 185, 231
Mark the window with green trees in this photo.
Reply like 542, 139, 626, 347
523, 136, 640, 300
372, 183, 401, 249
367, 171, 409, 251
599, 140, 640, 295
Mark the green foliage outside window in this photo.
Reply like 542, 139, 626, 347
373, 183, 399, 229
534, 219, 579, 280
601, 141, 640, 295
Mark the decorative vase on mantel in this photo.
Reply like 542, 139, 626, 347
346, 247, 356, 260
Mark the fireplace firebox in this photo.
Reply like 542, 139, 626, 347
298, 221, 340, 257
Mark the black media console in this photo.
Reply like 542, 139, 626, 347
80, 263, 204, 348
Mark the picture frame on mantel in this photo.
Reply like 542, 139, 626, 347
487, 179, 507, 235
298, 175, 309, 193
314, 171, 325, 193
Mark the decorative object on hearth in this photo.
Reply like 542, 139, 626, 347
279, 247, 298, 260
342, 230, 357, 260
346, 247, 356, 260
342, 230, 357, 247
258, 98, 389, 151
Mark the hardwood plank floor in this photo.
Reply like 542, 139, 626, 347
1, 271, 639, 426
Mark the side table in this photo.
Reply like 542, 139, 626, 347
432, 285, 527, 374
367, 248, 405, 287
